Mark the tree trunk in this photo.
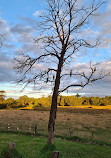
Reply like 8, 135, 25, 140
48, 48, 66, 145
48, 95, 57, 145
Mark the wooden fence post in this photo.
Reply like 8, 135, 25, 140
35, 124, 37, 136
52, 151, 59, 158
8, 142, 16, 150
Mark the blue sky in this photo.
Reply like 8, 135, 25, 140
0, 0, 111, 99
0, 0, 43, 22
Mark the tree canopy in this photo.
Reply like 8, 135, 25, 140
0, 90, 6, 102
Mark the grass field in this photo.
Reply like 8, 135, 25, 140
58, 105, 111, 110
0, 132, 111, 158
0, 107, 111, 143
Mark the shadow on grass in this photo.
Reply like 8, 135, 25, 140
39, 143, 56, 158
0, 130, 111, 147
0, 148, 23, 158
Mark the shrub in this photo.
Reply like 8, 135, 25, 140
100, 103, 106, 106
0, 103, 7, 109
0, 147, 23, 158
64, 103, 70, 106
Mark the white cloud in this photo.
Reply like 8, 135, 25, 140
0, 17, 12, 48
33, 10, 43, 17
26, 90, 44, 94
11, 23, 43, 55
103, 22, 111, 35
94, 2, 111, 35
6, 90, 18, 93
0, 17, 10, 33
11, 24, 34, 34
80, 28, 100, 38
90, 1, 111, 49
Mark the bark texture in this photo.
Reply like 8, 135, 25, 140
48, 49, 65, 145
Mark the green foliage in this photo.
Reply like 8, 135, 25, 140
1, 94, 111, 109
16, 95, 30, 107
34, 96, 51, 107
4, 98, 16, 108
0, 91, 6, 102
0, 148, 22, 158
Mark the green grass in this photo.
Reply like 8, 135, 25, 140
1, 130, 111, 147
0, 133, 111, 158
1, 148, 22, 158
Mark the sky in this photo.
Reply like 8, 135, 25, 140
0, 0, 111, 99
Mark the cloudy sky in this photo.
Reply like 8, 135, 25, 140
0, 0, 111, 99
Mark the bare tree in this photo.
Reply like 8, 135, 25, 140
15, 0, 107, 145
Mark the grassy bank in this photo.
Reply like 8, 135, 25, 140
0, 133, 111, 158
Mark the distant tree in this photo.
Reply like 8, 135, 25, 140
91, 97, 100, 106
0, 90, 6, 102
48, 95, 52, 107
0, 91, 7, 109
15, 0, 108, 145
5, 98, 16, 108
17, 95, 29, 107
104, 96, 111, 105
89, 97, 93, 105
28, 97, 35, 106
82, 97, 89, 105
76, 93, 81, 98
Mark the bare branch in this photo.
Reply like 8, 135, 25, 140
15, 0, 107, 93
59, 63, 108, 94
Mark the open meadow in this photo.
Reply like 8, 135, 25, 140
0, 107, 111, 143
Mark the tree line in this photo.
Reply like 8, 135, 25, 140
0, 93, 111, 109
